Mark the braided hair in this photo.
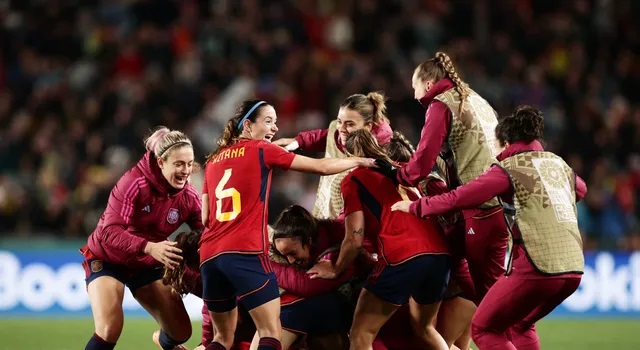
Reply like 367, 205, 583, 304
414, 52, 470, 115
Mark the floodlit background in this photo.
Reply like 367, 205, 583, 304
0, 0, 638, 349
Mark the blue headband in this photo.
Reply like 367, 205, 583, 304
237, 101, 266, 131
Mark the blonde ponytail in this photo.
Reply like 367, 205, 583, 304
366, 91, 390, 125
341, 92, 390, 126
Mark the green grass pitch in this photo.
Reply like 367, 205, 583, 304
0, 318, 637, 349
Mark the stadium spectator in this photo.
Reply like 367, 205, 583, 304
0, 0, 638, 250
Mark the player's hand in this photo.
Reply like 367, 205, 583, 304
307, 259, 338, 279
372, 159, 398, 184
194, 345, 206, 350
356, 157, 378, 168
273, 138, 299, 151
391, 200, 413, 213
144, 240, 183, 269
273, 138, 295, 147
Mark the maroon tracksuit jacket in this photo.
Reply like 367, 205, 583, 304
86, 151, 203, 269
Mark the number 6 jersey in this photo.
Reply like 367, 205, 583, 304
199, 139, 296, 264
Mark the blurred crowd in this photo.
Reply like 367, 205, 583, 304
0, 0, 639, 250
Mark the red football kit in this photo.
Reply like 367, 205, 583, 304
341, 167, 449, 265
199, 139, 295, 264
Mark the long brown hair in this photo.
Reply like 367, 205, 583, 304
386, 131, 415, 163
162, 230, 201, 296
345, 129, 393, 163
270, 205, 321, 261
206, 99, 272, 162
414, 52, 470, 115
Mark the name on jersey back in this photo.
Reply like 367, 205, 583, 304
211, 147, 245, 164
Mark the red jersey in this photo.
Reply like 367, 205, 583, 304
341, 167, 449, 265
200, 140, 295, 263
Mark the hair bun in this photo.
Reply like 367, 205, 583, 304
496, 105, 544, 144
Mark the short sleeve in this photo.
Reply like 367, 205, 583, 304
262, 143, 296, 170
341, 174, 363, 216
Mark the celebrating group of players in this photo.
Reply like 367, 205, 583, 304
80, 51, 586, 350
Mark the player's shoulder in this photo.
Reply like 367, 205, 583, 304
114, 165, 148, 192
243, 139, 271, 147
350, 167, 375, 180
233, 139, 281, 153
341, 167, 369, 186
342, 169, 356, 182
257, 140, 287, 151
352, 166, 371, 175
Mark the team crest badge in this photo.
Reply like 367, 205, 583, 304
167, 208, 180, 224
91, 260, 103, 273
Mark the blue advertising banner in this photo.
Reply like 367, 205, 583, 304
0, 249, 638, 317
552, 251, 640, 317
0, 249, 203, 318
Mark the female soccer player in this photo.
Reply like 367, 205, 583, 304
386, 131, 476, 350
274, 92, 392, 219
310, 129, 451, 350
381, 51, 509, 305
269, 205, 428, 350
80, 127, 203, 350
162, 231, 255, 350
392, 106, 586, 350
199, 100, 376, 350
260, 204, 358, 350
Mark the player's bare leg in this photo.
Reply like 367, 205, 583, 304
349, 289, 399, 350
135, 280, 191, 350
437, 296, 476, 349
250, 329, 297, 350
85, 276, 125, 349
208, 307, 239, 349
247, 298, 282, 349
408, 298, 449, 350
454, 324, 472, 350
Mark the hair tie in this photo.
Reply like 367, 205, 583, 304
237, 101, 266, 131
159, 140, 192, 157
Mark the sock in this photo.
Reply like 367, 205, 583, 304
258, 337, 282, 350
158, 329, 186, 350
85, 333, 116, 350
205, 342, 227, 350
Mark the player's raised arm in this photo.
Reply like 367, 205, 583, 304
273, 128, 329, 152
289, 154, 376, 175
